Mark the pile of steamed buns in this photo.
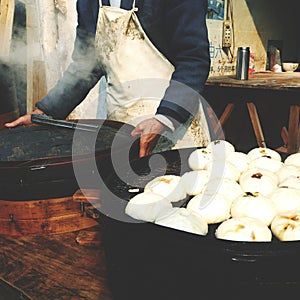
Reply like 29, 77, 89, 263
125, 140, 300, 242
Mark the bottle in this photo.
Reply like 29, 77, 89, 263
236, 47, 250, 80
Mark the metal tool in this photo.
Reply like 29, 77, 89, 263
31, 114, 99, 132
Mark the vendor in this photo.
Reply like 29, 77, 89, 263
6, 0, 211, 157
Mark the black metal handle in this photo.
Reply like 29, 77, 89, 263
31, 114, 98, 132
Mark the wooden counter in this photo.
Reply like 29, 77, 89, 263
205, 72, 300, 153
206, 72, 300, 91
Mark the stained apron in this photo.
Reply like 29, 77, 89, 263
95, 0, 210, 150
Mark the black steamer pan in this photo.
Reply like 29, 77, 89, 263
97, 148, 300, 300
0, 120, 138, 200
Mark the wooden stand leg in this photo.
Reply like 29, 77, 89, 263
207, 103, 235, 140
216, 103, 235, 139
247, 102, 266, 148
287, 105, 300, 154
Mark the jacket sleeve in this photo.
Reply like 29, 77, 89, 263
156, 0, 210, 127
36, 1, 103, 119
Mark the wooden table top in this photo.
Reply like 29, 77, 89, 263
206, 72, 300, 91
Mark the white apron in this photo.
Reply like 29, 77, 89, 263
95, 0, 210, 148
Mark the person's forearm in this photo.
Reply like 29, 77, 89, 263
36, 3, 103, 119
36, 60, 103, 119
157, 0, 210, 127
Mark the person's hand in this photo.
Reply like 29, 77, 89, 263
131, 118, 165, 157
5, 108, 45, 128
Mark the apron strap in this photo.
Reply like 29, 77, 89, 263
99, 0, 137, 10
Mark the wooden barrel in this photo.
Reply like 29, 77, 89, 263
0, 61, 20, 129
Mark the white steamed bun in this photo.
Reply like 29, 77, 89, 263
247, 147, 282, 161
226, 151, 250, 173
180, 170, 209, 196
144, 174, 186, 202
206, 140, 235, 160
231, 192, 277, 226
271, 211, 300, 241
239, 168, 278, 197
155, 208, 208, 236
270, 187, 300, 213
187, 192, 231, 224
284, 152, 300, 167
188, 148, 212, 170
125, 192, 172, 222
215, 217, 272, 242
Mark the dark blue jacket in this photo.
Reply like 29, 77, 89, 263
36, 0, 210, 127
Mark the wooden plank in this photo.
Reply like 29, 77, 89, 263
32, 60, 48, 110
246, 102, 266, 148
0, 0, 15, 56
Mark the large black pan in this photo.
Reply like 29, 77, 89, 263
97, 147, 300, 300
0, 120, 138, 200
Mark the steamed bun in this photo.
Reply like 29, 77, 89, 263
270, 187, 300, 213
215, 217, 272, 242
188, 148, 212, 170
125, 192, 172, 222
203, 177, 243, 205
226, 151, 250, 173
248, 156, 284, 173
271, 211, 300, 241
231, 192, 277, 226
284, 152, 300, 167
247, 147, 282, 161
279, 176, 300, 190
187, 192, 231, 224
205, 160, 240, 182
181, 170, 209, 196
206, 140, 235, 160
239, 168, 278, 197
276, 164, 300, 183
155, 208, 208, 236
144, 175, 186, 202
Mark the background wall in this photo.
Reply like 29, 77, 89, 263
207, 0, 299, 76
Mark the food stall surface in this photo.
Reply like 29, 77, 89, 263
204, 72, 300, 154
0, 229, 112, 300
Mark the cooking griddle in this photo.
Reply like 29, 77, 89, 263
0, 120, 134, 162
0, 120, 137, 200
